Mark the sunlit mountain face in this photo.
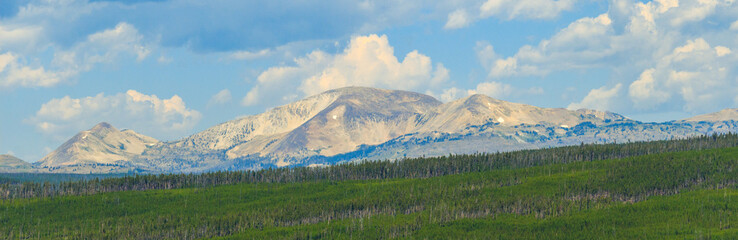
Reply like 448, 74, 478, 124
21, 87, 738, 174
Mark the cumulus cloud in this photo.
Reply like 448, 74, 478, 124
715, 46, 732, 57
568, 84, 622, 111
52, 22, 150, 74
661, 0, 720, 26
0, 22, 151, 89
628, 38, 736, 111
477, 0, 738, 114
445, 9, 472, 29
468, 81, 514, 98
1, 0, 584, 53
628, 68, 670, 109
437, 87, 468, 102
433, 81, 539, 102
477, 14, 614, 78
242, 34, 449, 106
29, 90, 201, 140
0, 52, 63, 88
208, 89, 232, 106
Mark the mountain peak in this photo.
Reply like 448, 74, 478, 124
462, 93, 505, 105
36, 122, 158, 172
323, 86, 436, 101
329, 87, 441, 109
326, 86, 381, 92
90, 122, 115, 132
35, 87, 729, 174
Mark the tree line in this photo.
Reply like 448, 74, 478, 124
3, 138, 738, 239
1, 133, 737, 200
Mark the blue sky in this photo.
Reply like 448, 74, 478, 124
1, 0, 737, 162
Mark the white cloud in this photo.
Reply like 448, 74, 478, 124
476, 42, 529, 78
436, 87, 467, 102
433, 81, 534, 102
664, 0, 720, 26
208, 89, 232, 106
29, 90, 201, 140
53, 22, 151, 73
628, 68, 670, 109
445, 9, 472, 29
477, 14, 615, 78
228, 49, 272, 60
628, 38, 737, 112
0, 52, 63, 88
445, 0, 580, 29
568, 84, 622, 111
242, 34, 449, 106
468, 81, 514, 98
715, 46, 732, 57
480, 0, 576, 20
2, 0, 493, 53
629, 0, 726, 28
241, 86, 261, 106
475, 41, 498, 69
477, 0, 738, 114
0, 25, 43, 51
0, 22, 151, 89
431, 63, 450, 85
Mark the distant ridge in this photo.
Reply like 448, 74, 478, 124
27, 87, 738, 173
684, 108, 738, 122
0, 154, 33, 173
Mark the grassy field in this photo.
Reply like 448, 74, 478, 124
1, 146, 738, 239
223, 189, 738, 239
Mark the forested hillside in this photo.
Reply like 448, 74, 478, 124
1, 134, 738, 239
3, 134, 737, 200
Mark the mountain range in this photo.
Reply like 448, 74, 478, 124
5, 87, 738, 174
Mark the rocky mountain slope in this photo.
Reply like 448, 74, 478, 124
27, 87, 738, 173
684, 108, 738, 122
35, 122, 159, 173
226, 88, 441, 163
417, 94, 625, 133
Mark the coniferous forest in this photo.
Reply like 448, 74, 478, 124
3, 134, 738, 239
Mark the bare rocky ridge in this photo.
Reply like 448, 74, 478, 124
35, 122, 159, 173
684, 108, 738, 122
28, 87, 738, 173
226, 87, 441, 165
418, 94, 626, 133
